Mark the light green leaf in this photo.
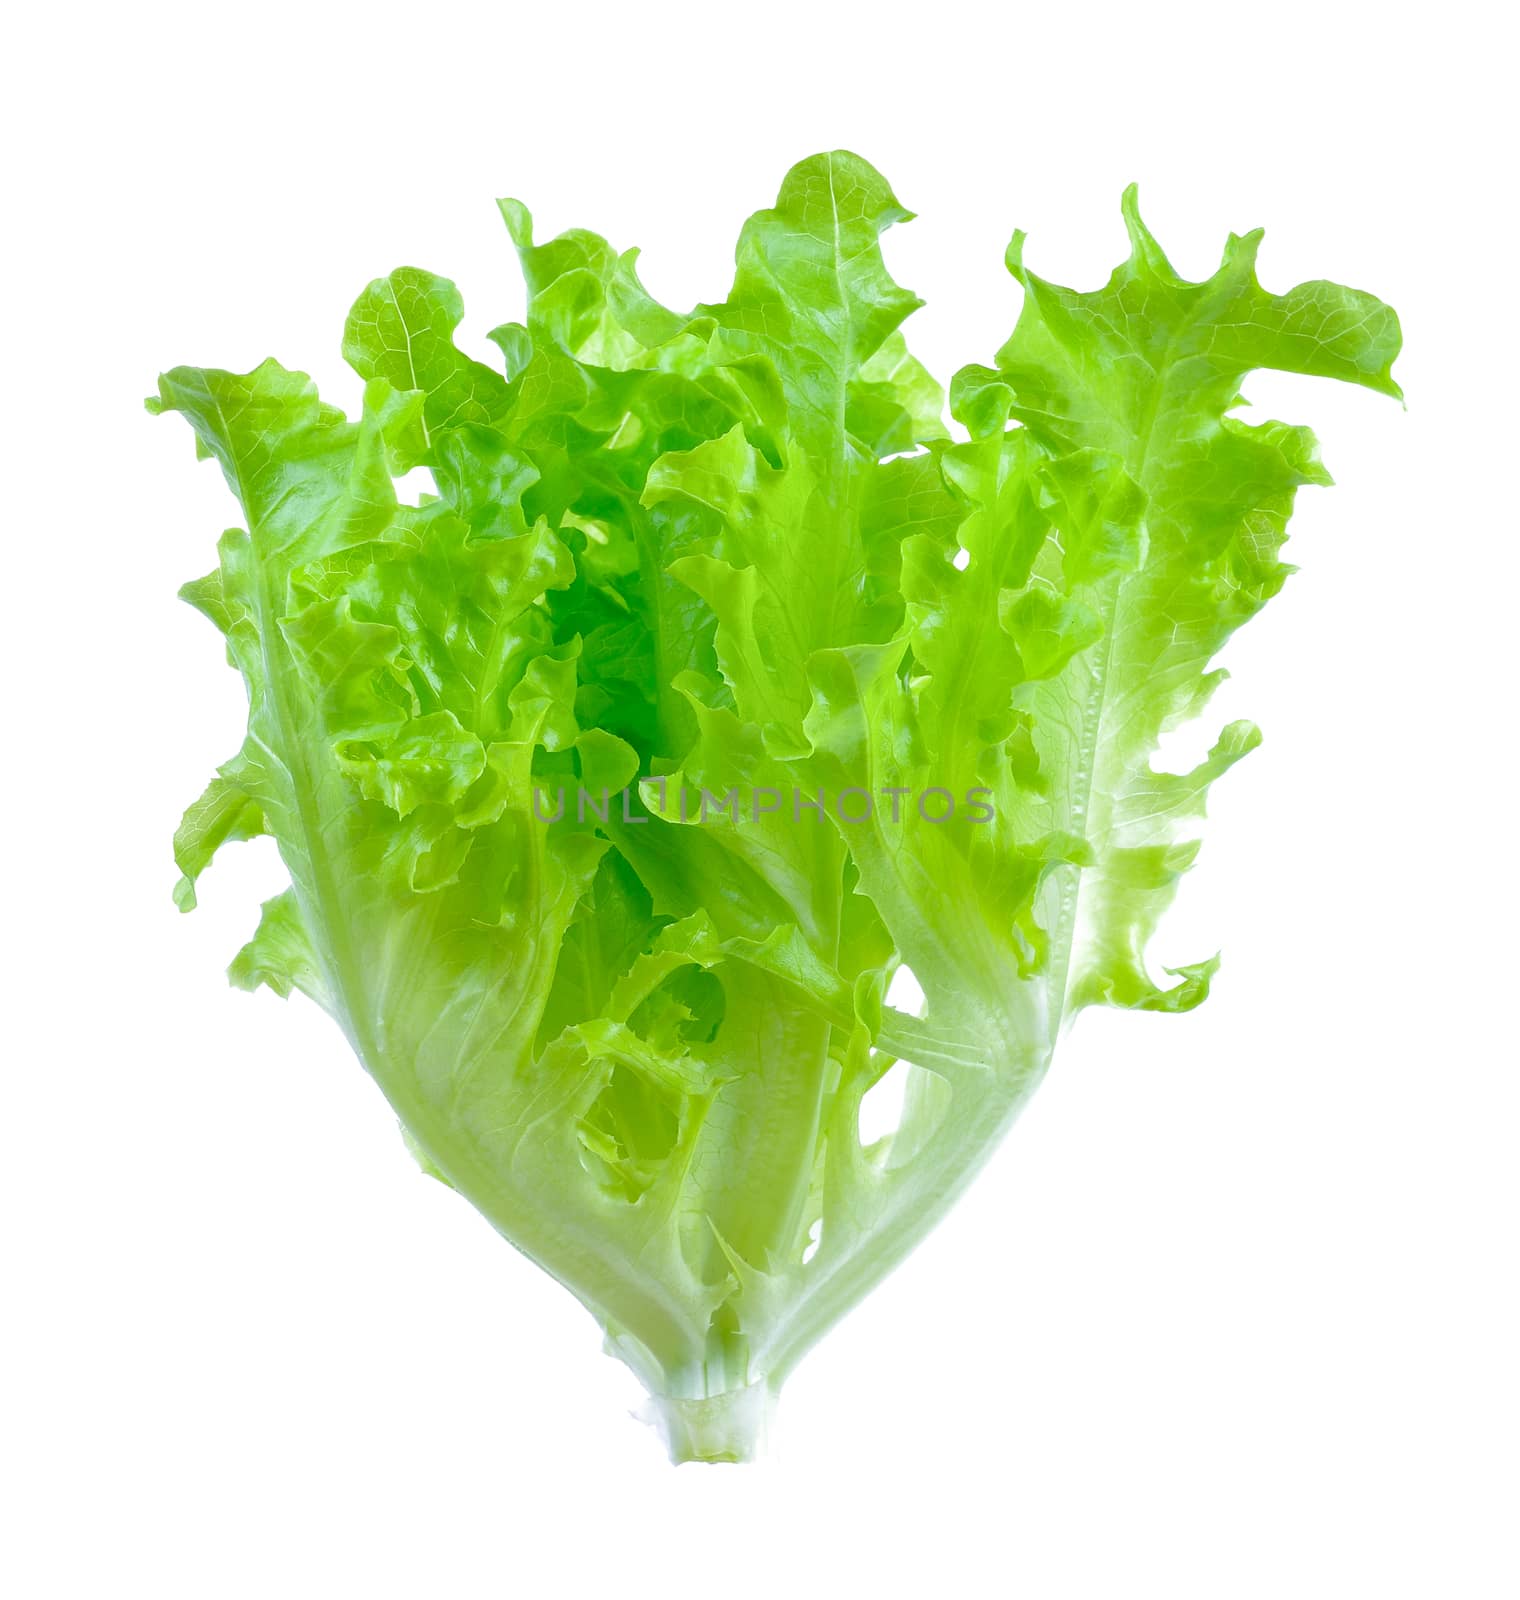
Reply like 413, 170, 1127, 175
172, 774, 265, 911
155, 159, 1400, 1461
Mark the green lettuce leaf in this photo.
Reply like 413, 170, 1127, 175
152, 154, 1399, 1463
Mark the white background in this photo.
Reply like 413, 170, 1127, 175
6, 3, 1516, 1595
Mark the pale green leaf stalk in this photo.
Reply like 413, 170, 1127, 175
151, 153, 1400, 1462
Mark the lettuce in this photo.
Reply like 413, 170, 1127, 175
152, 152, 1400, 1462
